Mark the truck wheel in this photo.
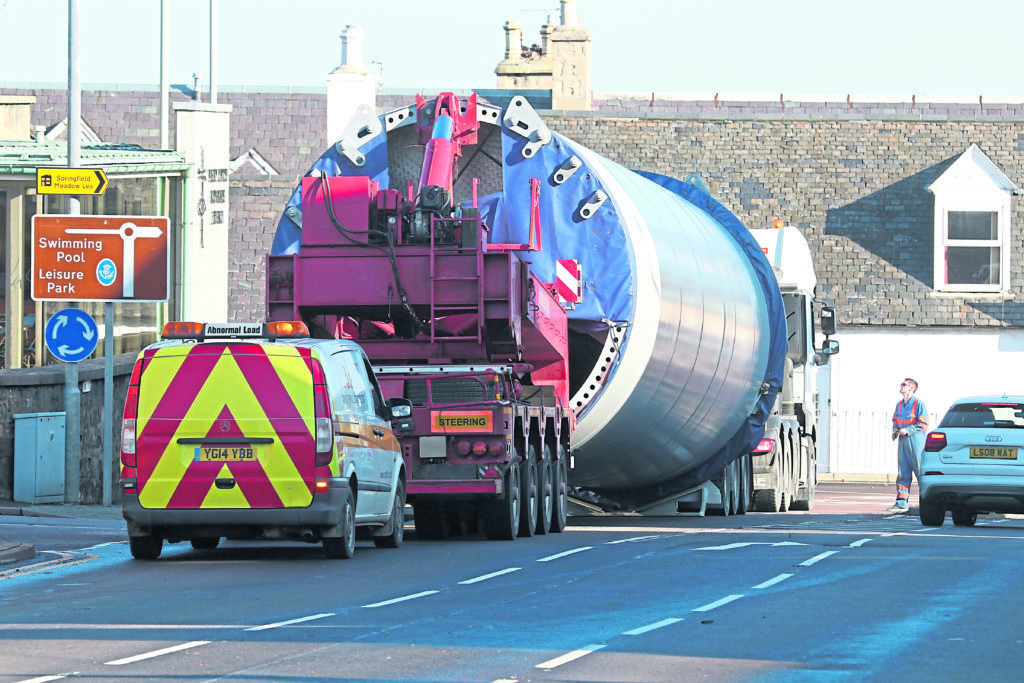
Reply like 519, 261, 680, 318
190, 537, 219, 550
519, 447, 538, 538
484, 461, 520, 540
129, 534, 163, 560
535, 445, 553, 535
324, 490, 356, 559
753, 487, 782, 513
375, 481, 405, 549
414, 501, 448, 540
919, 498, 945, 527
550, 448, 569, 533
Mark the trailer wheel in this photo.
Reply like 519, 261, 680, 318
519, 446, 538, 538
535, 445, 554, 535
708, 463, 733, 516
550, 447, 569, 533
737, 454, 752, 515
484, 461, 520, 540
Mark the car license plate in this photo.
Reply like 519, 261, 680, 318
194, 446, 257, 462
969, 446, 1018, 460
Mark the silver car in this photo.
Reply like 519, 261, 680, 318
919, 395, 1024, 527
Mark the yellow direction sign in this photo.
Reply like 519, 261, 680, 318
36, 168, 108, 195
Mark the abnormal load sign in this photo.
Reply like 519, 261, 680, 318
32, 214, 169, 302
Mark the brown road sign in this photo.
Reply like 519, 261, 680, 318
32, 214, 169, 302
36, 168, 108, 195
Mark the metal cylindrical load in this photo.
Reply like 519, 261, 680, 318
491, 120, 774, 492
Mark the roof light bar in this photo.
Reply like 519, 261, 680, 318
160, 321, 309, 341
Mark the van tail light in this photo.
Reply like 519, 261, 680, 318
311, 358, 334, 464
753, 438, 775, 455
925, 432, 947, 452
120, 358, 143, 468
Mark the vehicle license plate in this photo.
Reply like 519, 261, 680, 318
969, 446, 1018, 460
194, 446, 256, 462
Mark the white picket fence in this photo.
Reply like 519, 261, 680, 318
825, 405, 949, 478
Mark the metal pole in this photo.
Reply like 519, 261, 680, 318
209, 0, 218, 105
160, 0, 169, 149
64, 0, 82, 504
102, 303, 113, 505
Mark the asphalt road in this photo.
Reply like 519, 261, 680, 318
2, 483, 1021, 682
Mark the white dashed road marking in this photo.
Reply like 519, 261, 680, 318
752, 573, 793, 589
245, 613, 335, 631
623, 617, 684, 635
798, 551, 839, 567
536, 644, 606, 670
693, 594, 744, 612
362, 590, 439, 608
105, 641, 211, 666
459, 568, 521, 584
537, 547, 593, 562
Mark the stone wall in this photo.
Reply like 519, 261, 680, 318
227, 176, 295, 321
0, 354, 136, 503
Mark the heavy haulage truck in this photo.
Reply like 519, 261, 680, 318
267, 92, 838, 535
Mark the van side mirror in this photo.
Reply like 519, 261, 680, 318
387, 398, 413, 418
821, 338, 840, 356
819, 305, 837, 336
386, 397, 414, 433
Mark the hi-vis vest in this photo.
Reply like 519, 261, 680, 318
892, 396, 928, 434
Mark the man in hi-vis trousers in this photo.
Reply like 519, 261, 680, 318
890, 377, 929, 512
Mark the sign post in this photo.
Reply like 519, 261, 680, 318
33, 214, 170, 506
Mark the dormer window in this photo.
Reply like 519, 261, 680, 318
928, 144, 1020, 293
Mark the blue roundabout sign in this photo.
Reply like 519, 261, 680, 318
45, 308, 99, 363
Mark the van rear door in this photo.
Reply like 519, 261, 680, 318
134, 343, 317, 510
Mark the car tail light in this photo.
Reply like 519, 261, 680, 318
472, 441, 488, 456
456, 440, 471, 456
120, 358, 143, 468
311, 358, 334, 464
753, 438, 775, 455
925, 432, 947, 452
488, 441, 504, 457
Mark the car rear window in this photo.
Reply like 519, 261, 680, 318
939, 402, 1024, 429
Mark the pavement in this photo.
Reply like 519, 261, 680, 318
0, 500, 124, 566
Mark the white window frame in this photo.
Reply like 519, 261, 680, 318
932, 194, 1009, 293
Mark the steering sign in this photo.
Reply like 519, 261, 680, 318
45, 308, 99, 362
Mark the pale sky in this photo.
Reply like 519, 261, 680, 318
1, 0, 1022, 98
